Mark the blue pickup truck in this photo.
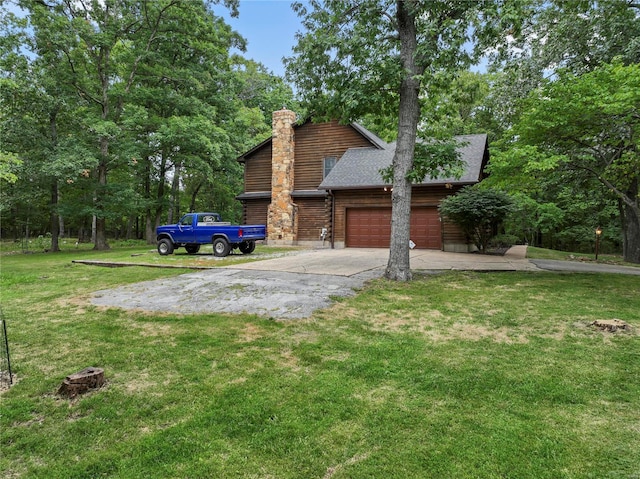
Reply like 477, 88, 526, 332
156, 212, 266, 257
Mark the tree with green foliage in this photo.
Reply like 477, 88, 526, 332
287, 0, 524, 281
500, 0, 640, 75
481, 1, 640, 258
511, 62, 640, 263
486, 0, 640, 128
0, 152, 21, 184
483, 143, 623, 253
3, 0, 295, 248
503, 194, 563, 248
0, 7, 95, 250
14, 0, 243, 250
439, 187, 514, 253
359, 70, 503, 144
422, 71, 505, 141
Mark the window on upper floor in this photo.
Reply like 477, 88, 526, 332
323, 156, 337, 179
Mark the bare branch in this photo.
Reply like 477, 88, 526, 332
571, 162, 638, 210
125, 1, 180, 90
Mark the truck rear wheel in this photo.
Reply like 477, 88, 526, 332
185, 244, 200, 254
157, 238, 174, 255
239, 240, 256, 254
213, 238, 230, 257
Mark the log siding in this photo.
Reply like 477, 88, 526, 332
241, 121, 373, 193
293, 121, 372, 190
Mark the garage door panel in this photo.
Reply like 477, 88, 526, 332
410, 208, 442, 249
346, 208, 391, 247
346, 207, 441, 249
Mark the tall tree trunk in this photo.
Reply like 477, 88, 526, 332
93, 156, 110, 250
93, 45, 111, 251
144, 155, 155, 244
126, 216, 134, 239
92, 213, 97, 244
49, 107, 61, 252
50, 181, 60, 252
622, 178, 640, 263
145, 214, 154, 244
385, 1, 423, 282
168, 160, 182, 223
58, 182, 65, 238
147, 151, 168, 244
190, 182, 203, 213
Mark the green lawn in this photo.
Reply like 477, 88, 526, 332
526, 245, 639, 268
1, 246, 639, 478
0, 239, 302, 269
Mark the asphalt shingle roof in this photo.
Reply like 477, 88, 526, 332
318, 133, 488, 190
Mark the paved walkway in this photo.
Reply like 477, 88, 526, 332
530, 258, 640, 275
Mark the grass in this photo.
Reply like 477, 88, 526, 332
1, 246, 639, 478
0, 239, 303, 269
526, 245, 639, 268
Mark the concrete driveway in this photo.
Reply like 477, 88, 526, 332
90, 246, 535, 319
90, 246, 637, 319
229, 246, 539, 276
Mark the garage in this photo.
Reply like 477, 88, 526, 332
346, 207, 441, 249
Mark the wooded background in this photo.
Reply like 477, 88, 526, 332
1, 0, 638, 261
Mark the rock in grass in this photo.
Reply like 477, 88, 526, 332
590, 319, 629, 332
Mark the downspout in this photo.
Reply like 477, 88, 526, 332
292, 202, 298, 244
329, 189, 335, 249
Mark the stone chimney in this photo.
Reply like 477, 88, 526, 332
267, 108, 297, 244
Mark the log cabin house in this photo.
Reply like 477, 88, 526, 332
236, 108, 489, 251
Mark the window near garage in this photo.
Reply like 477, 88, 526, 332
323, 156, 337, 178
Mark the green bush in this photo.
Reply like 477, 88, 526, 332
439, 187, 514, 253
490, 233, 520, 249
32, 233, 52, 252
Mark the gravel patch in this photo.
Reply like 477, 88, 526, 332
91, 268, 379, 319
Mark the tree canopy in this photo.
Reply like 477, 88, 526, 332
2, 0, 638, 265
0, 0, 294, 248
513, 62, 640, 262
481, 0, 640, 262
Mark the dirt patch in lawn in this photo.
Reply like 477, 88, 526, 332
236, 323, 266, 343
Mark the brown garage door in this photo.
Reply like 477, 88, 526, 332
410, 207, 442, 249
346, 207, 441, 249
346, 208, 392, 247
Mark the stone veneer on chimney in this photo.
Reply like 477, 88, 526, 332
267, 108, 297, 244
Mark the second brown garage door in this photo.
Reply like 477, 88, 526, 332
346, 207, 441, 249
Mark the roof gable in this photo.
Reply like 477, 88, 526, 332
237, 120, 388, 163
318, 134, 489, 190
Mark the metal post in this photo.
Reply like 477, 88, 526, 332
1, 319, 12, 386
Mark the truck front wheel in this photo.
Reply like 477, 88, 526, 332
157, 238, 174, 255
239, 240, 256, 254
213, 238, 230, 257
